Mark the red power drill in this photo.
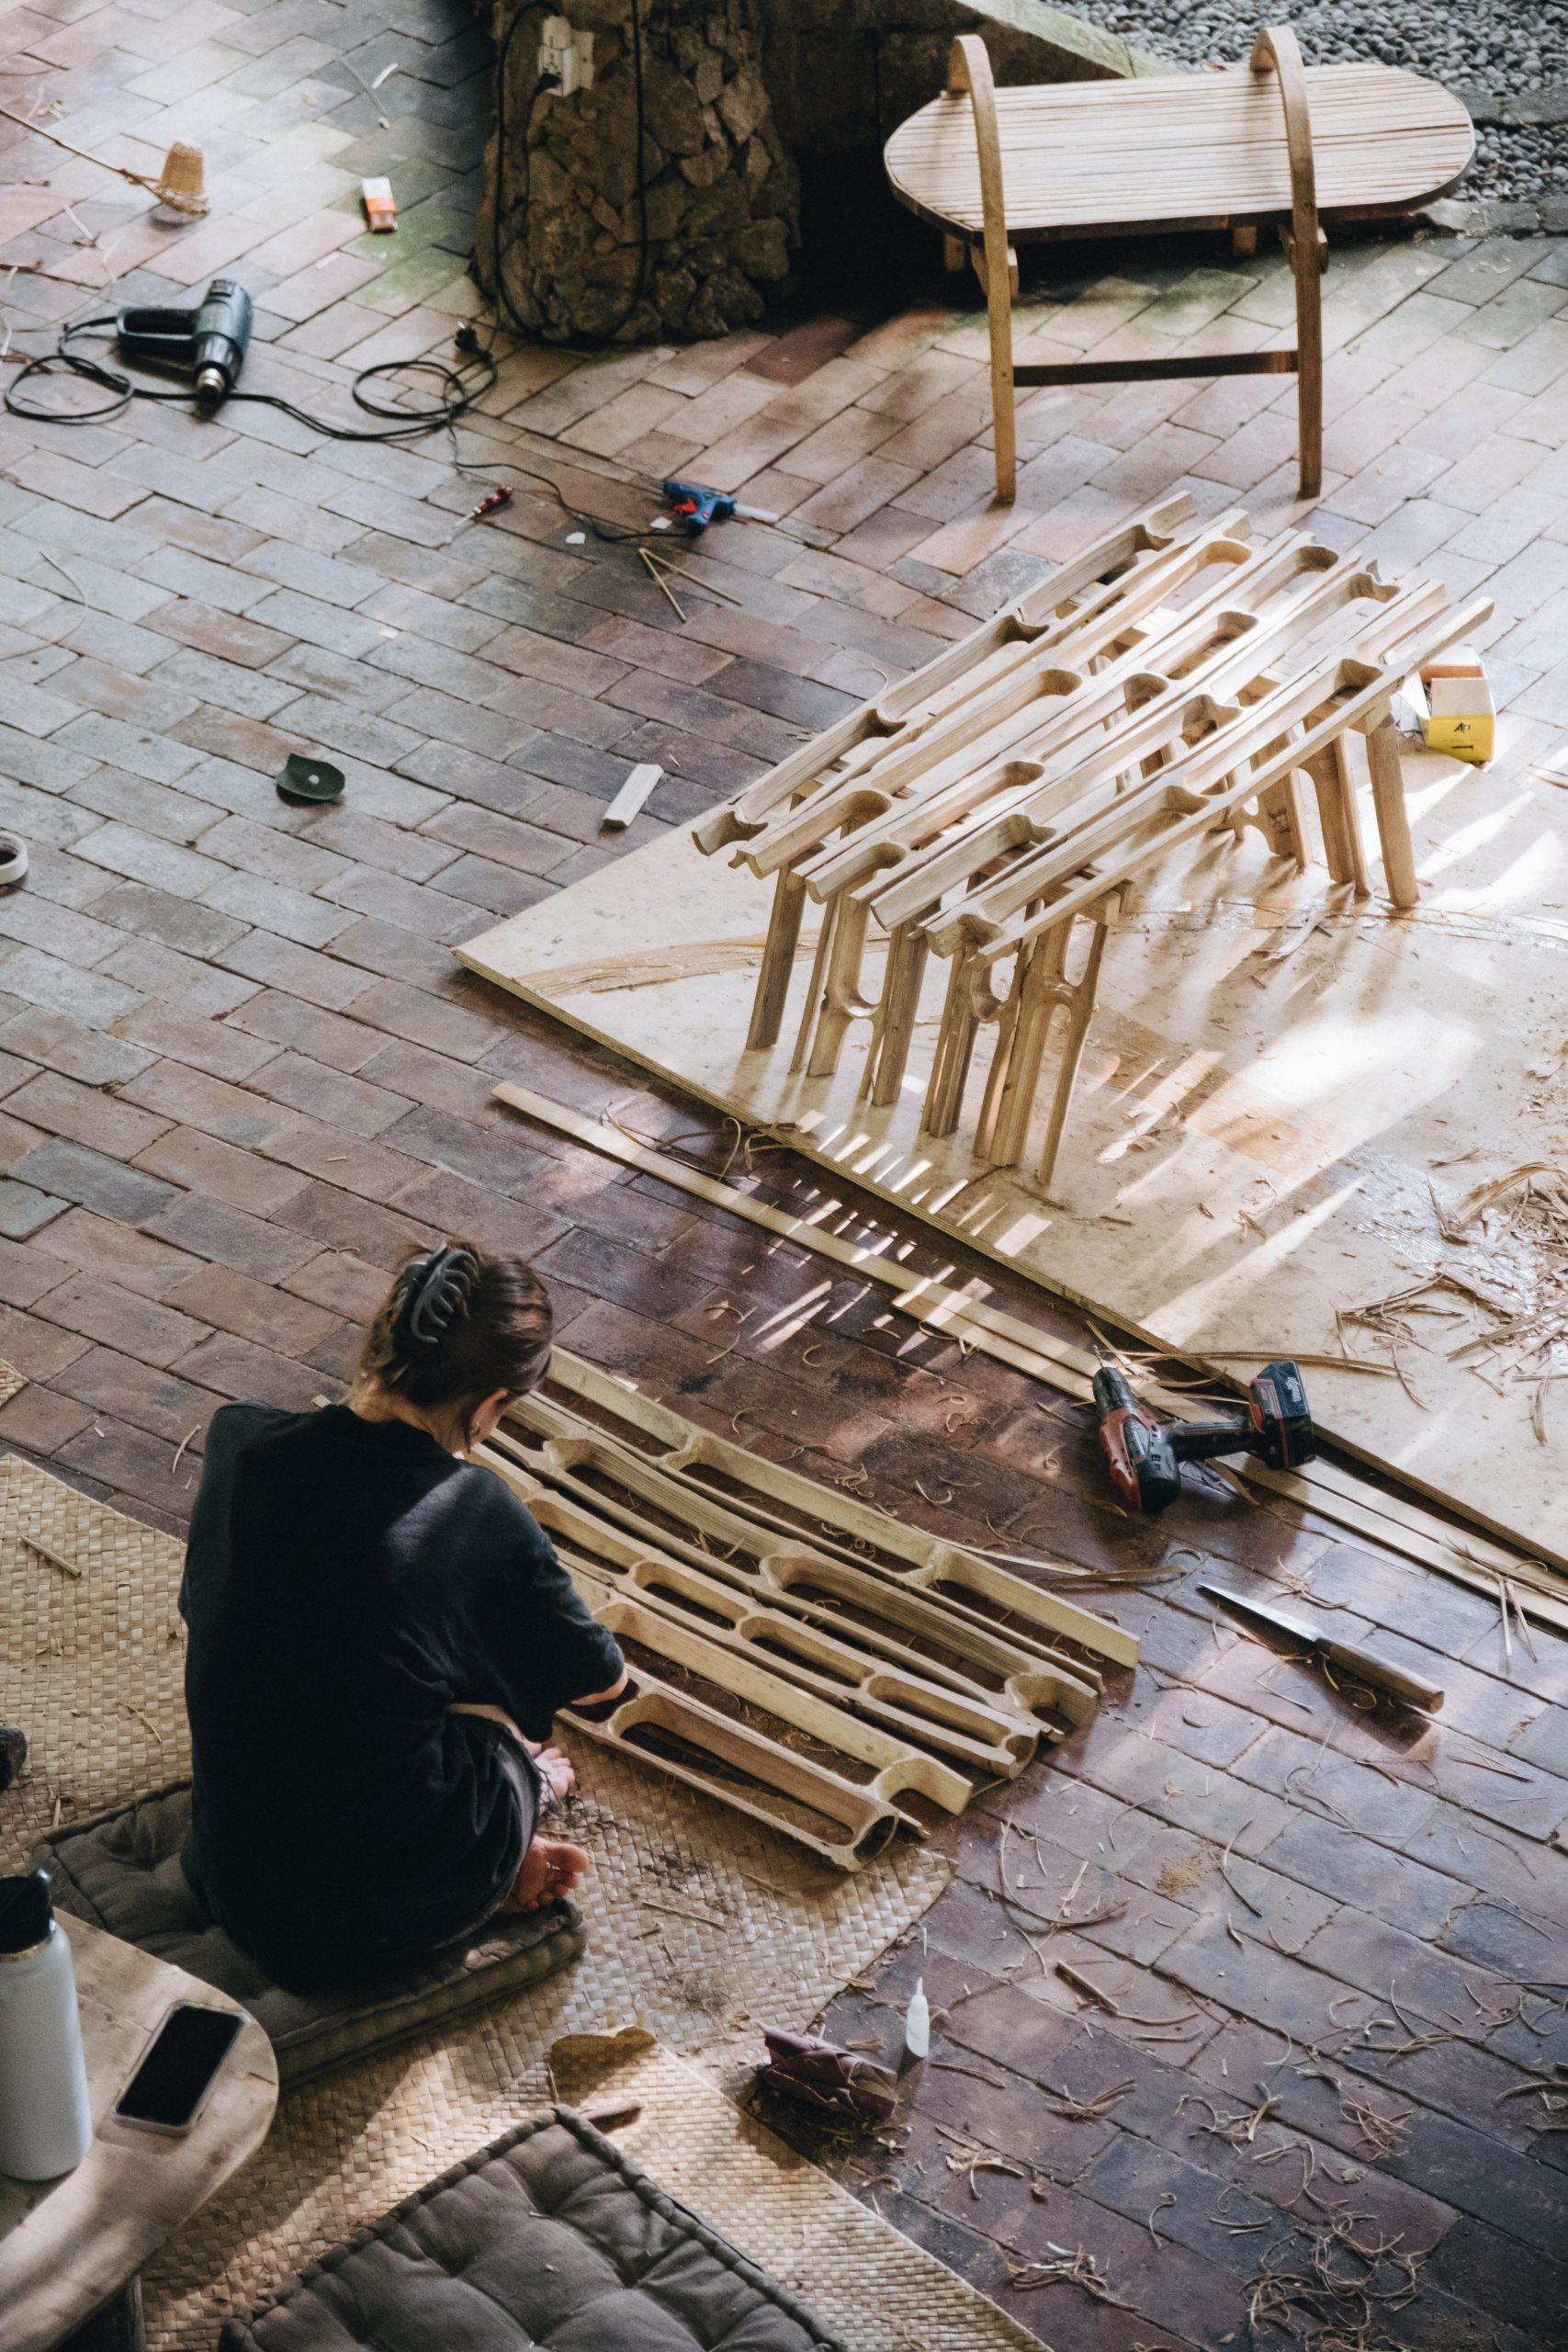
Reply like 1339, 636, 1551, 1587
1092, 1360, 1314, 1513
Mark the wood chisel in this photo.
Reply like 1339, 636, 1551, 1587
1198, 1583, 1444, 1713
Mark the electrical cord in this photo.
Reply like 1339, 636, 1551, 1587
3, 311, 498, 437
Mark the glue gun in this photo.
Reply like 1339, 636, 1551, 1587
117, 277, 254, 404
662, 478, 779, 535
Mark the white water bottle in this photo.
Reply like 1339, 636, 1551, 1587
0, 1870, 93, 2179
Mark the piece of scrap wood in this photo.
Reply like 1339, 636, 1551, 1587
602, 764, 662, 832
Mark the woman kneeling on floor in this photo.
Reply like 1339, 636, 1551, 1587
178, 1241, 627, 1993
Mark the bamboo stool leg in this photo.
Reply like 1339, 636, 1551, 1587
1366, 715, 1419, 909
1305, 749, 1353, 886
748, 871, 807, 1051
982, 927, 1066, 1168
949, 36, 1016, 503
1328, 731, 1371, 899
1036, 909, 1111, 1193
790, 899, 836, 1074
1259, 773, 1311, 866
863, 924, 930, 1108
922, 952, 982, 1136
807, 897, 872, 1079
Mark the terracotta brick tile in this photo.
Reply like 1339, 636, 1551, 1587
36, 1270, 209, 1369
0, 1382, 96, 1454
51, 1347, 223, 1452
118, 1060, 278, 1151
4, 1069, 172, 1162
163, 1262, 339, 1358
0, 1009, 153, 1089
56, 1416, 204, 1513
132, 1125, 308, 1217
274, 1178, 443, 1267
109, 1003, 276, 1086
283, 1250, 389, 1323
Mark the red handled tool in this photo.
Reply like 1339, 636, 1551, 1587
1092, 1360, 1314, 1514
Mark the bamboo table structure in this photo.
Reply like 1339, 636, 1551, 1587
694, 494, 1491, 1193
0, 1917, 276, 2352
884, 30, 1474, 500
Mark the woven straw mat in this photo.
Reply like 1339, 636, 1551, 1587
0, 1456, 983, 2351
0, 1361, 21, 1407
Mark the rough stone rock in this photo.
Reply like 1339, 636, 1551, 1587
735, 214, 790, 278
716, 63, 769, 144
483, 0, 799, 342
640, 55, 707, 156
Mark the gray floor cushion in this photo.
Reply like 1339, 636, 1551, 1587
35, 1782, 585, 2090
220, 2104, 844, 2351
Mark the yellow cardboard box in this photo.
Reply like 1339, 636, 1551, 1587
1419, 648, 1494, 764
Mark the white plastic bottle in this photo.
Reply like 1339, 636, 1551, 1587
903, 1977, 931, 2063
0, 1870, 94, 2179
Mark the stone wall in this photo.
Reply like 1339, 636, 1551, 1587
756, 0, 1167, 164
479, 0, 801, 344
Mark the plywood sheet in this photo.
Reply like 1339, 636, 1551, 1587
458, 746, 1568, 1570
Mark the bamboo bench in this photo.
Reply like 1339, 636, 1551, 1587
884, 31, 1473, 502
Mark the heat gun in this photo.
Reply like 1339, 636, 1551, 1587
116, 278, 253, 403
1093, 1359, 1314, 1514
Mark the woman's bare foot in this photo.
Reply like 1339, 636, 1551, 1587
524, 1739, 575, 1803
503, 1837, 591, 1913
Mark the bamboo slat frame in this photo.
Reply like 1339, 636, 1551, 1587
472, 1350, 1134, 1869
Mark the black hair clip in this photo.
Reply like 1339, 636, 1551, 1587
396, 1244, 479, 1350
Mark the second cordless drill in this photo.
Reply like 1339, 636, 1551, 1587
1093, 1360, 1314, 1513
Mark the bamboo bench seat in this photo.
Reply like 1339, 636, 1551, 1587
885, 33, 1473, 503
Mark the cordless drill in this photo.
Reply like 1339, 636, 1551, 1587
116, 278, 253, 405
1092, 1360, 1314, 1513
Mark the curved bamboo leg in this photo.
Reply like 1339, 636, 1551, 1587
1328, 731, 1371, 899
1305, 746, 1353, 887
1252, 27, 1325, 500
948, 35, 1016, 503
807, 897, 871, 1079
1036, 912, 1110, 1194
748, 871, 807, 1051
1367, 716, 1419, 908
981, 927, 1066, 1168
922, 951, 983, 1136
863, 923, 930, 1108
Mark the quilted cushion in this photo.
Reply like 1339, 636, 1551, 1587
35, 1782, 585, 2090
220, 2105, 842, 2352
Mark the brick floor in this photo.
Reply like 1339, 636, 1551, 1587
2, 2, 1567, 2343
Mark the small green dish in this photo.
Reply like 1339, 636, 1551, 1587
276, 754, 345, 805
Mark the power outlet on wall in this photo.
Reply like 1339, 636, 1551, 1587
538, 15, 594, 94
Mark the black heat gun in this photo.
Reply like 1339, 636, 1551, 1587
116, 278, 253, 404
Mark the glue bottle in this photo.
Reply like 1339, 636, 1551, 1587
0, 1870, 93, 2179
903, 1977, 931, 2064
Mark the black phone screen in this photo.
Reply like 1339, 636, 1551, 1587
114, 2003, 243, 2129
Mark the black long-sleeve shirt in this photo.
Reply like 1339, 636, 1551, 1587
179, 1402, 623, 1991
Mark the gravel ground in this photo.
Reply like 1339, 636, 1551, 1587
1069, 2, 1568, 206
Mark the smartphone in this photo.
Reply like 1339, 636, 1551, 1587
112, 2002, 243, 2135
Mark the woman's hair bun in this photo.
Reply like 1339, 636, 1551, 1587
393, 1244, 479, 1353
357, 1239, 554, 1421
